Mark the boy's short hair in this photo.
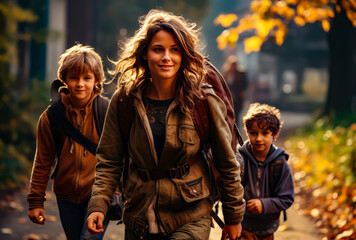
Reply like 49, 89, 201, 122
243, 103, 283, 136
57, 44, 105, 94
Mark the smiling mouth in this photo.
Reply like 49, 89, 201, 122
159, 65, 173, 70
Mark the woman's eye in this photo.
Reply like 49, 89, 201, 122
153, 48, 163, 52
171, 48, 179, 52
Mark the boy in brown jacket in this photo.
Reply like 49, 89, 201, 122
27, 44, 109, 240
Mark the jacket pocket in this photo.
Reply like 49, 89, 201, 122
179, 125, 198, 145
178, 177, 210, 203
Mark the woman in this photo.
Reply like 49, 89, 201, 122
86, 9, 245, 240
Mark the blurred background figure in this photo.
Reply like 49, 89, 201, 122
222, 55, 248, 124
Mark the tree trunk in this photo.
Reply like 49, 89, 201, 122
325, 6, 356, 114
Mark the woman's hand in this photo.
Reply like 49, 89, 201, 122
246, 199, 263, 215
28, 208, 46, 224
221, 223, 242, 240
86, 212, 105, 234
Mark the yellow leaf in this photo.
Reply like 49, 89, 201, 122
250, 0, 261, 11
217, 34, 228, 50
322, 19, 330, 32
286, 0, 298, 5
277, 224, 288, 232
328, 9, 335, 18
336, 5, 341, 13
275, 29, 285, 46
214, 14, 238, 27
227, 30, 239, 45
294, 16, 306, 26
244, 36, 263, 53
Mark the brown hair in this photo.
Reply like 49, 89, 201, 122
112, 9, 206, 117
57, 44, 105, 94
243, 103, 283, 136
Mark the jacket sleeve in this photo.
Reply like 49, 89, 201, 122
260, 162, 295, 214
87, 91, 125, 217
27, 110, 56, 210
205, 90, 246, 225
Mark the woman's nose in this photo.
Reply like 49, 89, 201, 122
162, 50, 170, 61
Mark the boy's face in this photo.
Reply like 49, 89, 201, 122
247, 121, 277, 159
66, 68, 96, 107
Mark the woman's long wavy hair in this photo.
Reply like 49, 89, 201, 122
113, 9, 206, 118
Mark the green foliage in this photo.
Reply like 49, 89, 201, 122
0, 80, 50, 191
285, 113, 356, 238
286, 114, 356, 189
0, 2, 50, 191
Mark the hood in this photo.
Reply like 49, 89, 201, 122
238, 140, 289, 166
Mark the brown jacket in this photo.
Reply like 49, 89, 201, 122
88, 87, 245, 236
27, 92, 100, 209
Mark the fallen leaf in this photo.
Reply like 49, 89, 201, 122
23, 233, 41, 240
277, 224, 288, 232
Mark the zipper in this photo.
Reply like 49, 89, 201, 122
256, 167, 261, 197
74, 110, 85, 202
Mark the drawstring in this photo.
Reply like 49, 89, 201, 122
69, 138, 74, 154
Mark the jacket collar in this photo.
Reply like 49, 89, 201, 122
60, 90, 99, 114
239, 140, 288, 166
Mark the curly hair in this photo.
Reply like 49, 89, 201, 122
112, 9, 206, 117
57, 44, 105, 94
243, 103, 283, 136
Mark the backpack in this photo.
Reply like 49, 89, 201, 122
116, 60, 244, 228
47, 79, 109, 158
47, 79, 123, 221
238, 152, 287, 221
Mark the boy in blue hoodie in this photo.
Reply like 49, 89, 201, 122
238, 103, 294, 239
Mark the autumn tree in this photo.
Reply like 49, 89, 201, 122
0, 1, 49, 190
215, 0, 356, 115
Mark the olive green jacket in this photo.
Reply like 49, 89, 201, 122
88, 87, 245, 236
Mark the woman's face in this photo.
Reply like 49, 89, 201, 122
144, 30, 182, 84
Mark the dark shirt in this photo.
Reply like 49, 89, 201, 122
145, 97, 174, 161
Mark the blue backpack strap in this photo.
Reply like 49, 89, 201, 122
270, 155, 287, 221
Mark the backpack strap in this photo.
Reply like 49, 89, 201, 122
204, 60, 244, 150
47, 99, 66, 159
47, 97, 98, 156
93, 95, 110, 136
116, 88, 134, 186
50, 79, 65, 102
270, 155, 287, 221
193, 91, 210, 146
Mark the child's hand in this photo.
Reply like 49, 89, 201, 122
246, 199, 263, 214
28, 208, 46, 224
86, 212, 105, 234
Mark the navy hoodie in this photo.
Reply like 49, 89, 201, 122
238, 141, 294, 236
